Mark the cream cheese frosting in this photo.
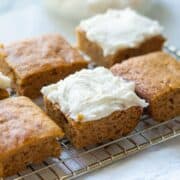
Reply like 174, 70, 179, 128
41, 67, 148, 122
0, 72, 11, 89
79, 8, 163, 56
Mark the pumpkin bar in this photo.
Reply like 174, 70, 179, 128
111, 51, 180, 122
41, 67, 147, 148
0, 34, 87, 98
0, 96, 64, 177
76, 8, 165, 67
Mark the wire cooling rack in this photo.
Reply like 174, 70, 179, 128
5, 116, 180, 180
3, 45, 180, 180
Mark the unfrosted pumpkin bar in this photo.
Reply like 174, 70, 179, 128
0, 34, 87, 98
76, 8, 165, 67
111, 51, 180, 122
0, 96, 64, 177
41, 67, 147, 148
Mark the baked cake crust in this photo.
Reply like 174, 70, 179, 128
0, 34, 87, 98
76, 28, 165, 67
44, 97, 142, 148
111, 51, 180, 122
0, 96, 64, 177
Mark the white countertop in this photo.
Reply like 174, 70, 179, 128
0, 1, 179, 179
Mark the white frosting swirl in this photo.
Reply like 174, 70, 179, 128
0, 72, 11, 89
79, 8, 163, 56
41, 67, 148, 121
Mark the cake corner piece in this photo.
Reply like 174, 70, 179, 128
0, 34, 87, 98
0, 96, 64, 177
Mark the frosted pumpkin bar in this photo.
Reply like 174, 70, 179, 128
41, 67, 148, 148
0, 34, 87, 98
111, 52, 180, 122
76, 8, 165, 67
0, 96, 64, 177
0, 72, 11, 100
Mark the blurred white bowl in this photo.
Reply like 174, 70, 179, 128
43, 0, 153, 21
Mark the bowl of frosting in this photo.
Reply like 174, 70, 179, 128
43, 0, 153, 21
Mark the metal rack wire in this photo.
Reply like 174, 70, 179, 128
4, 45, 180, 180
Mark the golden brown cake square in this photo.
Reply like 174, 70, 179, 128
76, 29, 165, 67
44, 98, 142, 149
41, 67, 145, 148
111, 51, 180, 122
0, 96, 64, 177
76, 9, 165, 67
0, 34, 87, 98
